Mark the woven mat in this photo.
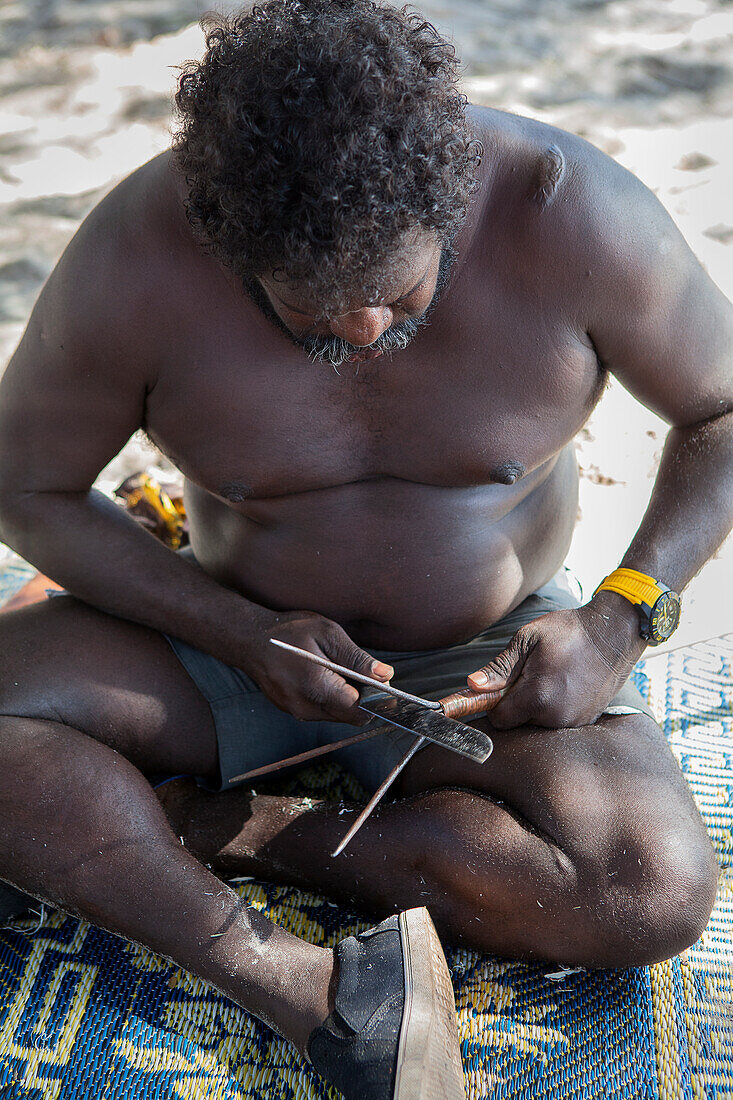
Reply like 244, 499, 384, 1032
0, 562, 730, 1099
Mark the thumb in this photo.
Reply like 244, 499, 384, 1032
324, 624, 394, 683
467, 629, 532, 692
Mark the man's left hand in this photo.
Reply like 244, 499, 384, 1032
466, 597, 648, 729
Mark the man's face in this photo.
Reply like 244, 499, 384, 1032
254, 233, 450, 367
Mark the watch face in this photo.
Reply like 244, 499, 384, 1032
649, 591, 681, 642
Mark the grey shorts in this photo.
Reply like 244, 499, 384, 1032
165, 569, 653, 796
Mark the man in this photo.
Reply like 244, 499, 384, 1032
0, 1, 729, 1096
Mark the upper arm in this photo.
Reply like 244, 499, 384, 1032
0, 193, 150, 496
570, 152, 733, 428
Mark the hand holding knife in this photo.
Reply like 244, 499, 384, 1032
229, 638, 506, 854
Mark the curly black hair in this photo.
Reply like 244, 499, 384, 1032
173, 0, 482, 311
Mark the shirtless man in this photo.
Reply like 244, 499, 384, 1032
0, 1, 729, 1097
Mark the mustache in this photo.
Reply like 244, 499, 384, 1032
302, 314, 427, 367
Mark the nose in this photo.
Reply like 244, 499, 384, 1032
329, 306, 393, 347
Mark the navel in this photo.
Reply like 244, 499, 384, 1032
490, 461, 525, 485
218, 481, 253, 503
531, 144, 565, 209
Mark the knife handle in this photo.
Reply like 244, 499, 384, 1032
439, 686, 507, 720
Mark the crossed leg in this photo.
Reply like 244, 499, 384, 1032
0, 596, 335, 1054
0, 595, 719, 1055
160, 705, 719, 968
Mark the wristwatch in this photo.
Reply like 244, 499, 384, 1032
594, 568, 681, 645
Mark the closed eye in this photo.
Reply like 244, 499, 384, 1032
270, 261, 434, 319
393, 274, 429, 308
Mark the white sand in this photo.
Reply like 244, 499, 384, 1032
0, 0, 731, 650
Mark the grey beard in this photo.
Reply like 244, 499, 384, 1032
302, 314, 427, 367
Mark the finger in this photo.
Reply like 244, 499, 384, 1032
488, 672, 592, 731
486, 680, 535, 729
467, 667, 508, 691
298, 667, 367, 725
322, 624, 394, 684
370, 661, 394, 681
466, 628, 532, 693
317, 668, 360, 709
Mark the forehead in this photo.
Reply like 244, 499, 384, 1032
264, 230, 440, 314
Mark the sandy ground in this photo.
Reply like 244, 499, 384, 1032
0, 0, 731, 652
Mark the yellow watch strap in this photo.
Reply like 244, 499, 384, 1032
594, 567, 664, 608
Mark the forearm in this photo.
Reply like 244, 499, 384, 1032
586, 410, 733, 652
0, 487, 273, 664
618, 411, 733, 592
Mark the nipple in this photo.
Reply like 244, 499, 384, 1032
219, 481, 253, 503
491, 461, 525, 485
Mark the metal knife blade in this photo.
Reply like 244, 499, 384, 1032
359, 694, 493, 763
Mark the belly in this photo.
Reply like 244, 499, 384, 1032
185, 446, 579, 650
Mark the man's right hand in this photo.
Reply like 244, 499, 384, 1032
242, 610, 394, 724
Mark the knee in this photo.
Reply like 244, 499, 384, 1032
599, 819, 720, 967
405, 786, 719, 967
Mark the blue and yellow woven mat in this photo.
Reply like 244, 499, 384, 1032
0, 561, 731, 1099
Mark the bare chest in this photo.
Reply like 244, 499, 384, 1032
144, 288, 602, 502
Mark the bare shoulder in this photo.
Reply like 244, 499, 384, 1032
469, 104, 678, 273
470, 104, 729, 321
537, 126, 694, 292
19, 152, 191, 377
0, 153, 199, 491
467, 107, 732, 420
533, 123, 732, 375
